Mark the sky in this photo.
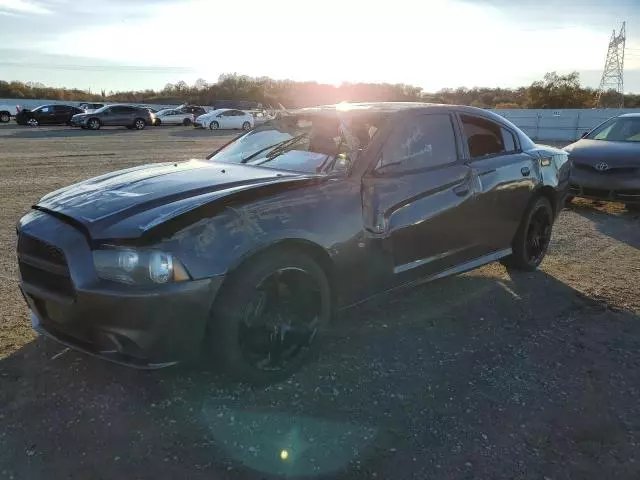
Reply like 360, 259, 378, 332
1, 0, 640, 93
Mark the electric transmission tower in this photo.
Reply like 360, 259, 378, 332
596, 21, 626, 107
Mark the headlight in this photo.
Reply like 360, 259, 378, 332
93, 247, 190, 285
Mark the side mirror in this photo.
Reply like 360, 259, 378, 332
580, 131, 589, 138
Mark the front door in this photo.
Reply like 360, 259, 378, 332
457, 113, 537, 253
361, 113, 481, 288
101, 107, 117, 125
37, 106, 56, 124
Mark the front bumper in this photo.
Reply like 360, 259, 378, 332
17, 211, 224, 368
70, 118, 89, 127
569, 167, 640, 204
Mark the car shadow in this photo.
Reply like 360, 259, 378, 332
2, 268, 639, 479
568, 200, 640, 249
7, 127, 147, 139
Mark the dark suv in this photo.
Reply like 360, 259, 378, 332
70, 105, 154, 130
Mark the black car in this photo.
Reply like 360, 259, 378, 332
70, 105, 155, 130
16, 103, 569, 383
564, 113, 640, 210
15, 104, 84, 126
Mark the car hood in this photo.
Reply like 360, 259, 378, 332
35, 159, 312, 239
564, 139, 640, 168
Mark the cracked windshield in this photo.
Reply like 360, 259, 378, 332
2, 1, 640, 479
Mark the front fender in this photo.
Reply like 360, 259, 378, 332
154, 180, 361, 280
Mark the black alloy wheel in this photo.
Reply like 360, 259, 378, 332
239, 268, 322, 372
524, 205, 552, 265
503, 196, 553, 271
209, 249, 331, 384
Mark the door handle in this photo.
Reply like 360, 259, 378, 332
453, 184, 470, 197
521, 167, 531, 177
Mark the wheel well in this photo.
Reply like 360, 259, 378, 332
535, 186, 558, 217
0, 110, 10, 115
224, 240, 336, 307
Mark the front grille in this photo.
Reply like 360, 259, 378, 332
615, 189, 640, 200
18, 234, 66, 266
17, 234, 74, 300
581, 187, 610, 198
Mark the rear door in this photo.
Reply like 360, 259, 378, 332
361, 112, 481, 286
457, 113, 537, 252
52, 105, 69, 124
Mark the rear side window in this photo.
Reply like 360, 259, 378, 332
376, 114, 458, 172
461, 115, 508, 158
112, 106, 135, 114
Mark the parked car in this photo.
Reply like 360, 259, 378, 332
176, 104, 207, 117
0, 103, 20, 123
15, 104, 84, 126
564, 113, 640, 211
153, 109, 194, 126
70, 104, 155, 130
79, 103, 106, 114
194, 108, 254, 130
16, 103, 569, 383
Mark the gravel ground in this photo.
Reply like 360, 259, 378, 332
1, 125, 639, 480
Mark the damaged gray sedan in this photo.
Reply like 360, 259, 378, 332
16, 103, 569, 383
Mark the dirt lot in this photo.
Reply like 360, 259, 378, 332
1, 124, 639, 480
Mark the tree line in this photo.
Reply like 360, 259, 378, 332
1, 72, 637, 109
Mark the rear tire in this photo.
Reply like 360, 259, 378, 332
502, 197, 554, 271
154, 118, 162, 126
209, 121, 219, 130
208, 249, 332, 384
27, 118, 39, 127
87, 118, 101, 130
0, 111, 10, 123
183, 118, 192, 126
133, 118, 146, 130
242, 121, 251, 131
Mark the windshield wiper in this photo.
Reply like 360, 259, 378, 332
241, 134, 307, 163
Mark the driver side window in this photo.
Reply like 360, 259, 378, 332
376, 114, 458, 173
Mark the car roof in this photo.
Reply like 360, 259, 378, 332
289, 102, 519, 127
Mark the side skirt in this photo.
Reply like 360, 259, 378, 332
340, 248, 512, 311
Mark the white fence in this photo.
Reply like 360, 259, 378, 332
494, 108, 640, 142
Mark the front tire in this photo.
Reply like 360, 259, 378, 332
27, 118, 39, 127
87, 118, 101, 130
183, 118, 192, 126
208, 249, 332, 384
133, 118, 146, 130
503, 197, 553, 271
209, 121, 219, 130
242, 121, 251, 131
154, 118, 162, 126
